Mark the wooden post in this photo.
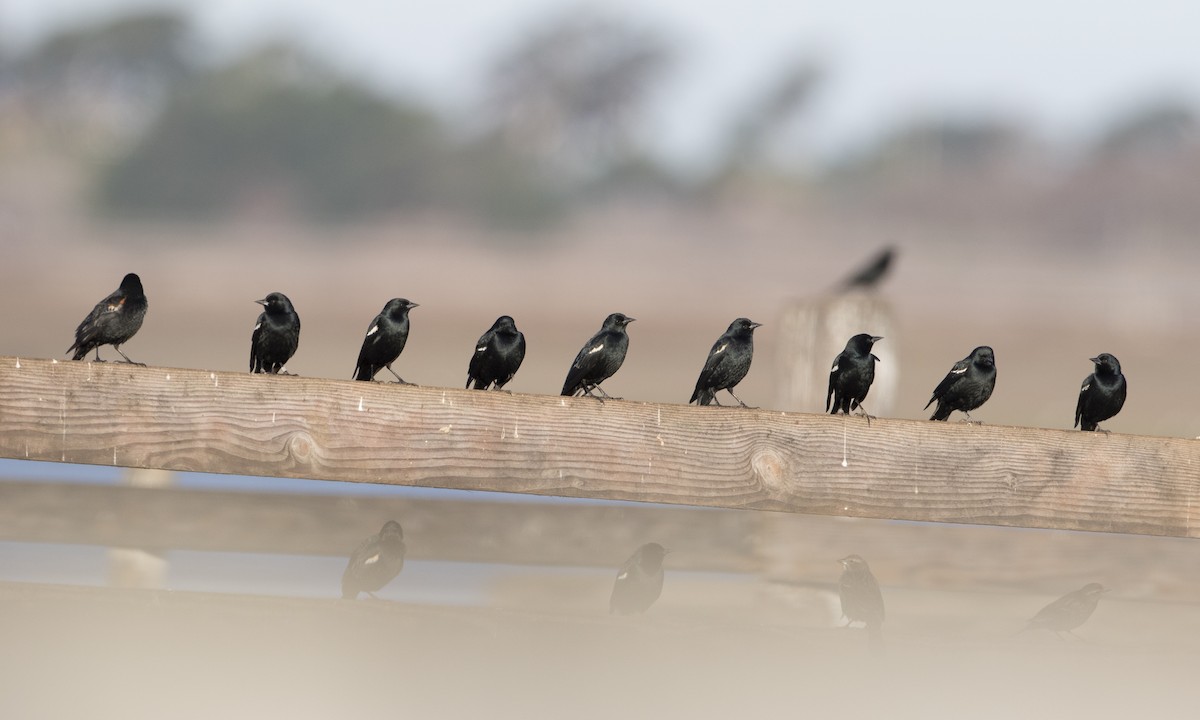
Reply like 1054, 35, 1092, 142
774, 290, 898, 417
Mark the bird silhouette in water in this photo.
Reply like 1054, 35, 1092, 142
838, 554, 885, 650
610, 543, 667, 615
67, 273, 148, 364
1020, 583, 1108, 639
342, 520, 407, 600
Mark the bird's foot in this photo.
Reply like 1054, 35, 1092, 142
390, 379, 414, 385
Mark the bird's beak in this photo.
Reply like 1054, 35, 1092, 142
751, 322, 764, 329
409, 302, 420, 309
1089, 356, 1101, 364
871, 336, 884, 343
253, 298, 268, 307
626, 317, 637, 323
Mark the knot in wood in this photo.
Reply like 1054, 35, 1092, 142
287, 431, 314, 463
751, 448, 785, 490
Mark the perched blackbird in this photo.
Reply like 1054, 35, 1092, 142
342, 520, 407, 600
838, 554, 885, 648
561, 313, 635, 399
839, 246, 896, 290
353, 298, 419, 383
1075, 353, 1126, 432
249, 292, 300, 374
610, 542, 667, 615
925, 346, 996, 421
466, 315, 526, 390
1023, 583, 1108, 638
827, 334, 882, 417
67, 273, 148, 364
689, 318, 762, 407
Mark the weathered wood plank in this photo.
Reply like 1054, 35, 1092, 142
0, 356, 1197, 537
0, 481, 754, 570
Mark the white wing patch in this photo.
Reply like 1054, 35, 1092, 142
951, 365, 968, 375
714, 343, 728, 355
253, 322, 262, 331
1081, 382, 1090, 392
476, 345, 487, 353
831, 362, 839, 373
366, 324, 379, 337
363, 553, 380, 565
587, 344, 604, 355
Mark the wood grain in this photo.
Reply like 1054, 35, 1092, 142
0, 356, 1197, 537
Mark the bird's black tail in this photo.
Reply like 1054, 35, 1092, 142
1080, 421, 1098, 432
929, 403, 952, 421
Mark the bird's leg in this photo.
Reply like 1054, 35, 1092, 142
853, 401, 875, 426
92, 349, 106, 362
385, 364, 411, 385
113, 345, 146, 367
580, 384, 604, 402
710, 394, 723, 406
959, 410, 980, 425
594, 385, 618, 401
277, 367, 295, 376
726, 389, 754, 409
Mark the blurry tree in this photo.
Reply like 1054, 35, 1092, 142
1092, 99, 1197, 160
14, 11, 194, 141
484, 9, 674, 183
830, 116, 1031, 181
716, 58, 825, 174
97, 42, 449, 222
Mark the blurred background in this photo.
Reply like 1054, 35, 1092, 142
2, 2, 1199, 717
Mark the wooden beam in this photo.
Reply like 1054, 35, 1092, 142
0, 357, 1197, 537
0, 481, 754, 570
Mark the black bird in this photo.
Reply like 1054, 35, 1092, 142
827, 334, 882, 417
1022, 583, 1108, 638
1075, 353, 1127, 432
67, 273, 148, 364
689, 318, 762, 407
466, 315, 526, 390
610, 542, 667, 615
839, 246, 896, 290
353, 298, 419, 383
249, 292, 300, 374
838, 554, 885, 648
925, 346, 997, 422
341, 520, 407, 600
561, 313, 635, 399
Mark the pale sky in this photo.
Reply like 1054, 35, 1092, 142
4, 0, 1200, 166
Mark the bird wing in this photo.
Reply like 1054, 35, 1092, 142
70, 290, 126, 351
355, 313, 386, 370
466, 328, 496, 386
1075, 375, 1092, 428
925, 358, 969, 409
826, 350, 847, 411
249, 311, 267, 372
563, 330, 608, 392
692, 339, 731, 396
